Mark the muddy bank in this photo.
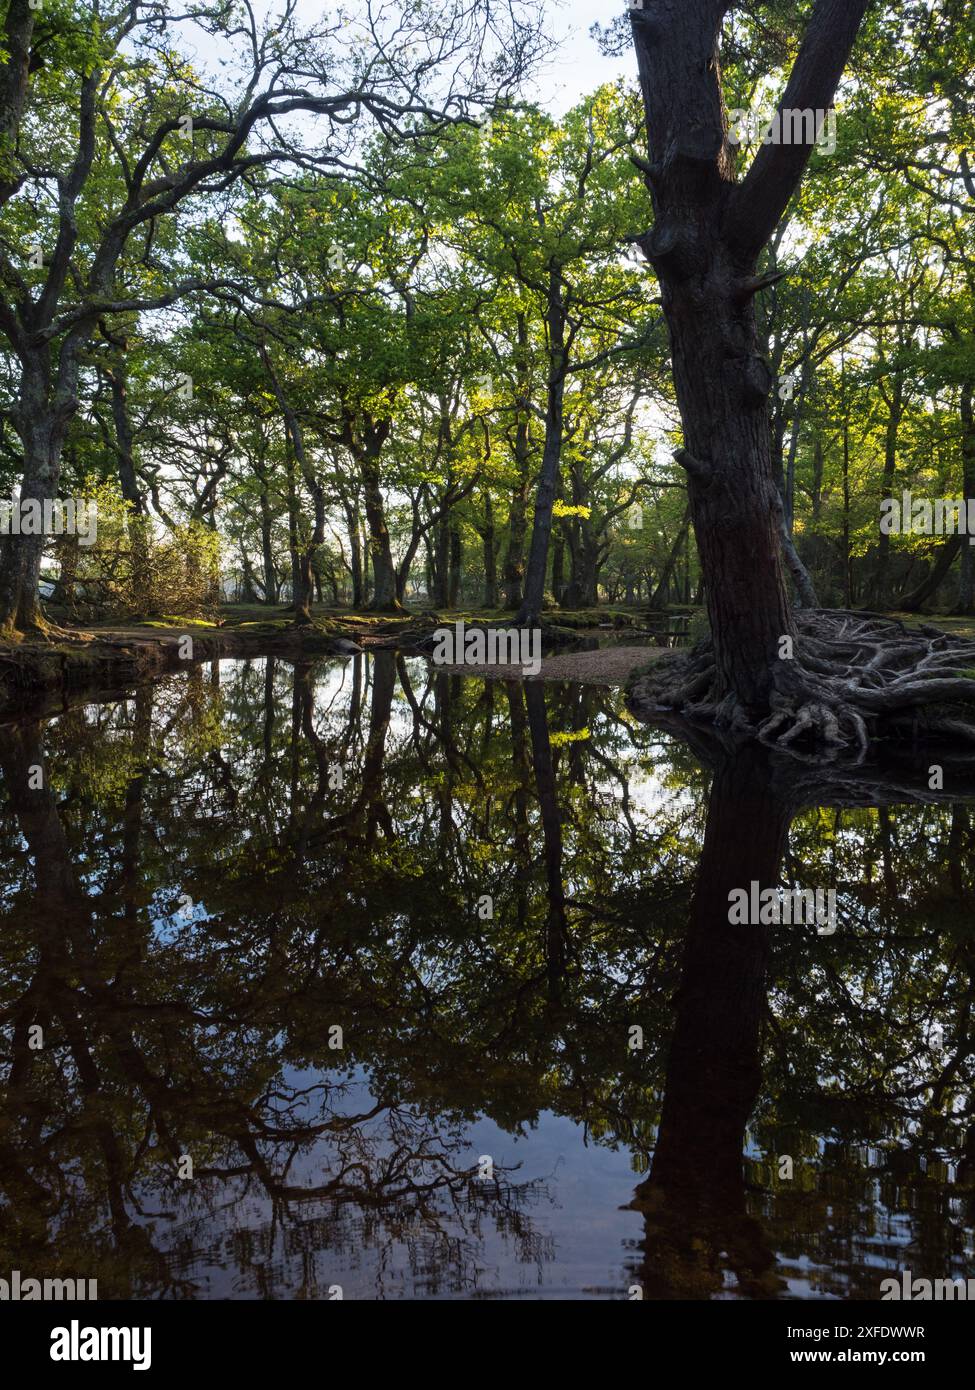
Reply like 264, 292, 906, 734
0, 611, 617, 716
0, 622, 353, 718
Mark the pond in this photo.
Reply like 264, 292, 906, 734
0, 653, 972, 1300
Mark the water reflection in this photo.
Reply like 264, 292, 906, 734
0, 654, 972, 1299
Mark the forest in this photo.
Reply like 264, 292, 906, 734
0, 5, 971, 670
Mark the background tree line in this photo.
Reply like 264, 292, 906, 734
1, 1, 974, 629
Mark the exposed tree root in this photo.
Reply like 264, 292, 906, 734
628, 609, 975, 762
2, 613, 96, 644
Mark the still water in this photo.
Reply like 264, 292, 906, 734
0, 653, 972, 1299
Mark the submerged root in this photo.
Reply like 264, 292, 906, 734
628, 609, 975, 761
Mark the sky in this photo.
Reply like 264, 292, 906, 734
527, 0, 634, 113
183, 1, 636, 117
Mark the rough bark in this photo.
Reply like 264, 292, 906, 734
629, 0, 870, 724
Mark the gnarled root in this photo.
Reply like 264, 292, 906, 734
628, 609, 975, 761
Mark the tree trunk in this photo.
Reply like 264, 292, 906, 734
871, 376, 904, 607
901, 535, 963, 612
0, 353, 73, 633
649, 504, 692, 611
501, 312, 532, 610
955, 383, 975, 615
260, 487, 278, 604
516, 270, 566, 626
107, 357, 155, 616
355, 429, 399, 613
630, 0, 869, 716
448, 523, 462, 608
481, 491, 498, 608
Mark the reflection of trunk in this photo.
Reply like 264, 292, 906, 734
505, 681, 532, 937
523, 682, 567, 997
119, 687, 153, 922
354, 651, 396, 842
633, 746, 788, 1299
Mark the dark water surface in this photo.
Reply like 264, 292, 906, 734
1, 653, 973, 1299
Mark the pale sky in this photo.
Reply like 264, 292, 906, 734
182, 1, 635, 117
530, 0, 634, 113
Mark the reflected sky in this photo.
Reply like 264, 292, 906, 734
0, 654, 972, 1299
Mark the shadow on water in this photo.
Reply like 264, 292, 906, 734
0, 652, 973, 1298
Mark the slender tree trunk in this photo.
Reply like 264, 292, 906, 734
501, 313, 532, 610
107, 357, 154, 616
649, 505, 692, 611
448, 523, 462, 608
902, 535, 962, 611
871, 376, 904, 607
955, 383, 975, 614
481, 491, 498, 608
356, 432, 400, 613
516, 271, 566, 626
259, 488, 278, 604
551, 534, 564, 605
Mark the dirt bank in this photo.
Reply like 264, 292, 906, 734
438, 645, 669, 686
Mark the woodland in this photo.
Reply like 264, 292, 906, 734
0, 1, 974, 755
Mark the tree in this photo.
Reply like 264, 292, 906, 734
629, 0, 869, 708
626, 0, 975, 755
0, 0, 544, 635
